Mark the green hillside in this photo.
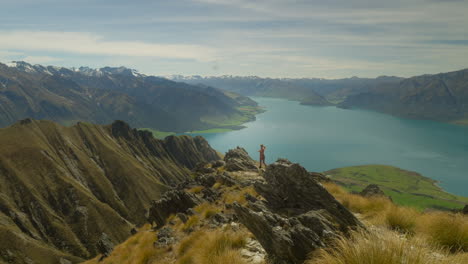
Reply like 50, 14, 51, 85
326, 165, 468, 210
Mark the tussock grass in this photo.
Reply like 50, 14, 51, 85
323, 182, 391, 224
418, 212, 468, 252
82, 224, 167, 264
324, 182, 468, 252
188, 186, 204, 194
194, 202, 221, 219
307, 228, 468, 264
176, 229, 247, 264
182, 215, 200, 232
385, 205, 419, 233
222, 186, 257, 205
322, 182, 347, 196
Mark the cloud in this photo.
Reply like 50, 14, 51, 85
0, 31, 216, 62
22, 56, 62, 64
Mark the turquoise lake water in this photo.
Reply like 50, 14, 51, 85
193, 97, 468, 197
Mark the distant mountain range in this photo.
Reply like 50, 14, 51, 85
170, 75, 404, 106
0, 62, 260, 132
170, 75, 333, 106
171, 69, 468, 124
339, 69, 468, 124
0, 119, 220, 263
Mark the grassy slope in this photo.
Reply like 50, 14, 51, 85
326, 165, 468, 210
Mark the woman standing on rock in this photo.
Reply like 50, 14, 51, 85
259, 144, 266, 168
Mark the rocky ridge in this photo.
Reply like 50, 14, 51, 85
0, 119, 220, 263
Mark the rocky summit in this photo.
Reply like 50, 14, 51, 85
233, 159, 363, 264
0, 119, 219, 263
141, 155, 363, 264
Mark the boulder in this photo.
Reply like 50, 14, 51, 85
224, 147, 258, 172
218, 172, 240, 187
148, 190, 202, 228
212, 160, 226, 168
195, 174, 216, 188
359, 184, 386, 197
359, 184, 393, 201
155, 227, 175, 248
463, 205, 468, 215
233, 159, 363, 264
193, 162, 216, 174
201, 187, 221, 203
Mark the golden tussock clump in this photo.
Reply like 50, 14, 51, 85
176, 229, 247, 264
307, 228, 468, 264
322, 182, 468, 253
82, 225, 170, 264
222, 186, 258, 205
417, 212, 468, 252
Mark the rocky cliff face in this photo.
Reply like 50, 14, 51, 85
233, 159, 363, 264
0, 119, 220, 263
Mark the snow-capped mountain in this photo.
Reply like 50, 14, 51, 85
4, 61, 144, 78
0, 61, 258, 132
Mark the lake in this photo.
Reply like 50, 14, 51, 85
193, 97, 468, 197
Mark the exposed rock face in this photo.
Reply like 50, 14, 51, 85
233, 159, 363, 264
360, 184, 386, 197
309, 172, 331, 182
148, 190, 202, 228
96, 233, 114, 260
224, 147, 258, 172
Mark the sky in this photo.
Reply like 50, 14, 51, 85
0, 0, 467, 78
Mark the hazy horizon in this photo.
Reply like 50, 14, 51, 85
1, 0, 467, 78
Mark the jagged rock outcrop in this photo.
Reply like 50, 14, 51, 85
360, 184, 386, 197
224, 147, 258, 172
233, 159, 363, 264
148, 190, 202, 228
0, 119, 220, 263
359, 184, 393, 201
